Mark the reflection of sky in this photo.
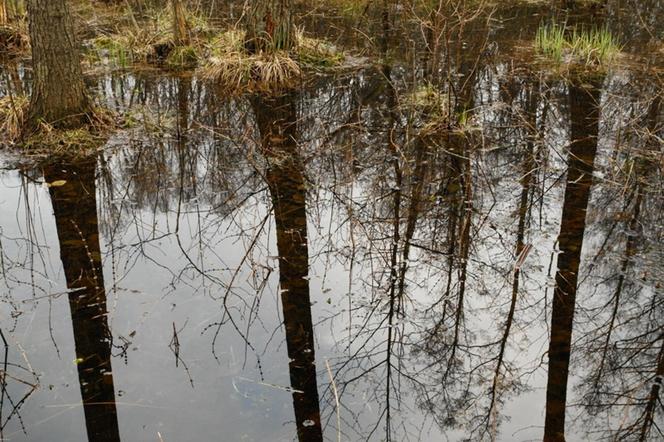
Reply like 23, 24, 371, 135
0, 62, 661, 442
0, 170, 305, 442
0, 158, 589, 442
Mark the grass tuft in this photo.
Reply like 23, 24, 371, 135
203, 28, 344, 93
297, 28, 345, 67
166, 44, 199, 67
0, 22, 29, 56
203, 29, 301, 93
83, 7, 213, 69
88, 28, 164, 68
204, 52, 301, 93
403, 84, 457, 136
1, 97, 115, 154
570, 26, 621, 66
0, 95, 29, 145
535, 21, 621, 68
405, 84, 448, 116
535, 22, 566, 64
21, 108, 115, 155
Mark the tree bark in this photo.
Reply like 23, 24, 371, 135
171, 0, 189, 46
25, 0, 92, 131
543, 80, 601, 442
244, 0, 294, 53
0, 0, 8, 26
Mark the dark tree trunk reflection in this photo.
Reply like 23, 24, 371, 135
543, 80, 602, 442
252, 93, 323, 442
44, 159, 121, 442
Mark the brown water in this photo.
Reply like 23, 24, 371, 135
0, 1, 663, 441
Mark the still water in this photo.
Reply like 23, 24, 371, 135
1, 2, 663, 442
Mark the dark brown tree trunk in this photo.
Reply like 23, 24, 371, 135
543, 80, 602, 442
253, 94, 323, 442
0, 1, 8, 25
25, 0, 92, 131
45, 159, 121, 442
423, 1, 445, 84
244, 0, 294, 53
639, 338, 664, 441
171, 0, 189, 46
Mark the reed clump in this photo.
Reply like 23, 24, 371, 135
84, 7, 213, 69
1, 96, 114, 154
535, 22, 621, 67
0, 95, 28, 146
203, 28, 344, 93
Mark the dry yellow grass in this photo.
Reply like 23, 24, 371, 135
203, 28, 344, 93
0, 95, 28, 145
202, 29, 301, 93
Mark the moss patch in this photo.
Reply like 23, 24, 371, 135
166, 44, 199, 68
298, 29, 345, 68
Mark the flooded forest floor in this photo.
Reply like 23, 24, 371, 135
0, 0, 663, 441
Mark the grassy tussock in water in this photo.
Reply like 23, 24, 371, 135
298, 32, 345, 68
85, 7, 213, 69
403, 84, 479, 135
535, 22, 621, 67
314, 0, 369, 18
0, 95, 113, 154
203, 29, 344, 93
165, 45, 199, 67
84, 4, 344, 74
203, 30, 301, 93
404, 84, 449, 117
0, 95, 28, 144
21, 126, 109, 155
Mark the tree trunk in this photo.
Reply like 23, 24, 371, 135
543, 80, 601, 442
171, 0, 189, 46
45, 159, 121, 442
244, 0, 294, 53
639, 338, 664, 441
253, 93, 323, 442
25, 0, 92, 132
0, 1, 8, 26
